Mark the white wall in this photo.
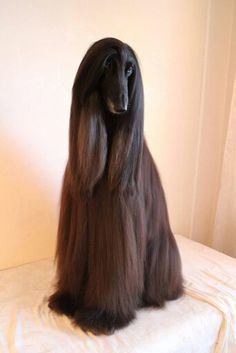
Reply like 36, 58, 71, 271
189, 0, 236, 245
0, 0, 235, 269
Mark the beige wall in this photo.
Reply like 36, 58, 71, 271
0, 0, 235, 269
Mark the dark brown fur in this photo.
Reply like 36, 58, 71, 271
48, 38, 183, 335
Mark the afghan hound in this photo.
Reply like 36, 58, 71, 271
48, 37, 183, 335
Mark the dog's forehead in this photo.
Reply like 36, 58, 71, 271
113, 47, 133, 67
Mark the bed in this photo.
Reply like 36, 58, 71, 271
0, 235, 235, 353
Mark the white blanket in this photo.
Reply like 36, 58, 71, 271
0, 235, 235, 353
177, 235, 236, 353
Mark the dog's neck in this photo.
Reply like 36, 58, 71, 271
103, 113, 118, 147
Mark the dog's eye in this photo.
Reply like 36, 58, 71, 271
126, 65, 133, 77
104, 58, 112, 69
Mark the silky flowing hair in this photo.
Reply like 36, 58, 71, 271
48, 38, 183, 335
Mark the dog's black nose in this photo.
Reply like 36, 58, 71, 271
115, 107, 127, 113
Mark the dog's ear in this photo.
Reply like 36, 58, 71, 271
68, 92, 107, 196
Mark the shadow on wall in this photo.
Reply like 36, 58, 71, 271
0, 129, 58, 270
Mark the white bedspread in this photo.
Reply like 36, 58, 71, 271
177, 235, 236, 353
0, 235, 235, 353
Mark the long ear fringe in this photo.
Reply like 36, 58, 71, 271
108, 118, 143, 193
68, 92, 107, 196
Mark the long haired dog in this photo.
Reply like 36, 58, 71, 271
48, 37, 183, 335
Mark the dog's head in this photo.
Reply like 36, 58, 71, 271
73, 38, 143, 117
100, 49, 135, 115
